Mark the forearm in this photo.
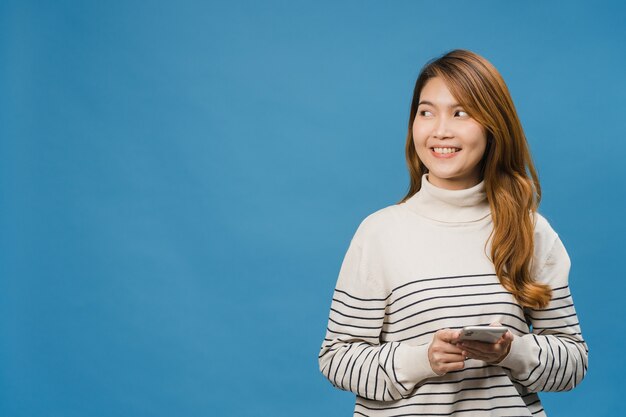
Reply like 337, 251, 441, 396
497, 331, 587, 392
319, 337, 438, 401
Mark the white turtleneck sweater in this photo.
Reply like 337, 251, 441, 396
318, 174, 588, 417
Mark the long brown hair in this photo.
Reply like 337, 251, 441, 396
399, 49, 552, 309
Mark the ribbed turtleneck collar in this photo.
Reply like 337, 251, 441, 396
404, 174, 491, 223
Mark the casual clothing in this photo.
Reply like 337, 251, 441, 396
318, 174, 588, 417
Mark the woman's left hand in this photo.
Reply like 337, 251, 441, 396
457, 322, 514, 364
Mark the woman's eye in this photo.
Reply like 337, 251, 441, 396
419, 110, 433, 116
456, 110, 469, 117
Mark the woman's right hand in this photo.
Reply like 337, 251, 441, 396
428, 329, 465, 376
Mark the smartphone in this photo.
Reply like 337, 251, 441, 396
458, 326, 508, 343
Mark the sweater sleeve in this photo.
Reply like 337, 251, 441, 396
318, 218, 439, 401
497, 233, 589, 392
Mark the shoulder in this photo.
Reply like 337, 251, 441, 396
533, 211, 570, 255
533, 212, 559, 249
532, 211, 571, 282
351, 203, 405, 245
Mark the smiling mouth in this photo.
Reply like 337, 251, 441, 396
432, 147, 461, 154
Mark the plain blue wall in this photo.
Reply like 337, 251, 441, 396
1, 1, 624, 416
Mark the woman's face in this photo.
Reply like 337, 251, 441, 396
412, 77, 488, 190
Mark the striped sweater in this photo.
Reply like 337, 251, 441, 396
318, 174, 588, 417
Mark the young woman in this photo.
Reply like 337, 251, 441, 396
318, 49, 588, 417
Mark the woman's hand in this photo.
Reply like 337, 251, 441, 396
428, 329, 465, 375
457, 322, 514, 364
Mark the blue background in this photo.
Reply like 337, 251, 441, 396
1, 1, 624, 416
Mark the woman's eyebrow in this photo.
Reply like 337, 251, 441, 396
418, 100, 462, 108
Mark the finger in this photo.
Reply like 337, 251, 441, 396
492, 331, 514, 348
462, 348, 496, 362
429, 342, 463, 355
462, 347, 488, 358
441, 343, 465, 354
437, 329, 461, 344
431, 341, 464, 355
458, 340, 493, 354
502, 331, 514, 342
462, 342, 508, 361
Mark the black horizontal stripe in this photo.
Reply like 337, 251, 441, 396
325, 327, 379, 340
323, 336, 377, 344
335, 288, 391, 302
387, 290, 512, 317
384, 301, 525, 326
550, 284, 568, 292
356, 393, 525, 410
332, 297, 386, 311
355, 403, 528, 417
550, 293, 572, 301
388, 282, 502, 308
391, 273, 498, 293
528, 312, 577, 321
318, 346, 338, 358
532, 302, 573, 312
533, 322, 579, 331
330, 307, 384, 321
405, 383, 517, 397
329, 316, 382, 330
560, 337, 587, 348
525, 398, 541, 408
536, 329, 580, 337
421, 372, 509, 387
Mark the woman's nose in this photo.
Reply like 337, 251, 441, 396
432, 116, 453, 138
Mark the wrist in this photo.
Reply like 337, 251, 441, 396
489, 338, 513, 365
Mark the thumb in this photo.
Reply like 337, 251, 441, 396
437, 328, 461, 343
502, 330, 514, 342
